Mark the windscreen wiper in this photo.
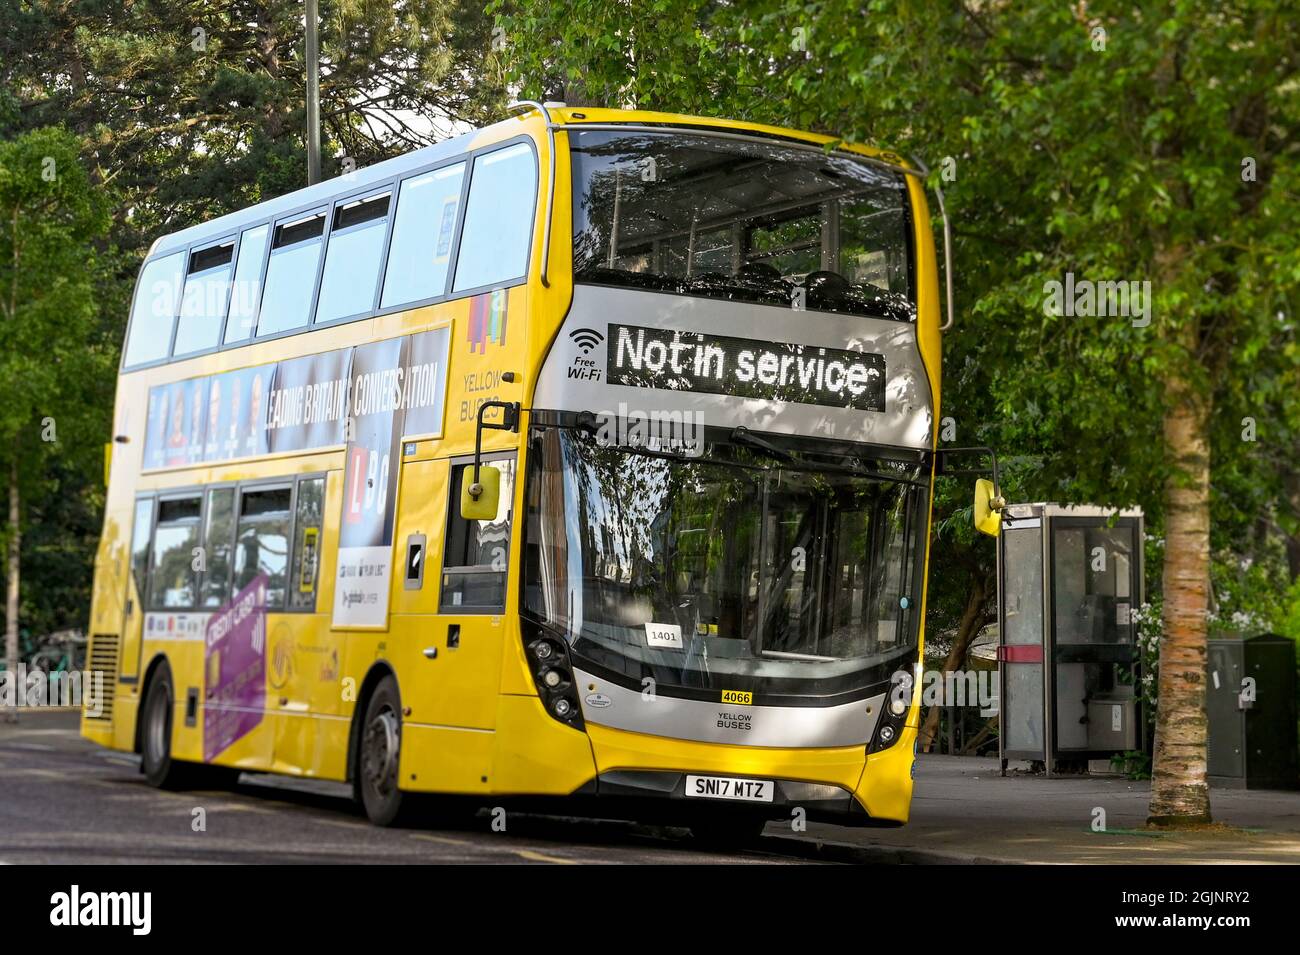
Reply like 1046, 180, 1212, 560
801, 457, 929, 487
731, 426, 925, 486
729, 426, 794, 463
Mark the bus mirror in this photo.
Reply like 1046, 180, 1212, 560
461, 465, 501, 522
974, 478, 1002, 537
461, 400, 520, 521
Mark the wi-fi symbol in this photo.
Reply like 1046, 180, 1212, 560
569, 327, 605, 355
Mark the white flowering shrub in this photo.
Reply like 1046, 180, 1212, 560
1127, 598, 1162, 720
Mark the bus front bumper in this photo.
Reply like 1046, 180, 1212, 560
580, 722, 917, 827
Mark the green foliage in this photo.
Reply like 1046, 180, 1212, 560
1110, 749, 1153, 780
0, 126, 113, 637
0, 127, 112, 451
1279, 580, 1300, 640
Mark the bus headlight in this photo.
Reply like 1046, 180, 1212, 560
870, 712, 906, 753
869, 677, 913, 754
522, 622, 585, 730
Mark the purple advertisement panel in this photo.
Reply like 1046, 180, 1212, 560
203, 573, 267, 762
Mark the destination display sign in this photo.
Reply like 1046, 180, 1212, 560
606, 323, 886, 412
532, 286, 933, 450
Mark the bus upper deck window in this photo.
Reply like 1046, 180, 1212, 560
381, 162, 465, 309
569, 130, 915, 322
173, 240, 235, 356
838, 197, 910, 302
452, 143, 537, 294
123, 251, 185, 367
316, 192, 391, 325
256, 211, 325, 338
224, 224, 269, 345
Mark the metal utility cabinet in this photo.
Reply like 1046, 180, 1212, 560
997, 504, 1145, 774
1207, 633, 1298, 790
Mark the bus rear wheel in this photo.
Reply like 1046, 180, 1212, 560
140, 662, 236, 790
357, 675, 419, 826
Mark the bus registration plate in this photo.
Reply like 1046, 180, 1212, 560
684, 775, 773, 803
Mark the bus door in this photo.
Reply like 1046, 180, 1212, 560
392, 453, 514, 734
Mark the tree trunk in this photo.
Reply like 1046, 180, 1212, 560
255, 3, 285, 139
919, 574, 987, 753
1148, 365, 1213, 826
4, 460, 19, 721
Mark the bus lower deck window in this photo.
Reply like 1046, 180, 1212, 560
441, 459, 515, 611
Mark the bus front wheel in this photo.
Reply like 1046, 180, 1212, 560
356, 675, 418, 826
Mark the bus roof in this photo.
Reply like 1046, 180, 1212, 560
147, 108, 916, 261
551, 106, 915, 169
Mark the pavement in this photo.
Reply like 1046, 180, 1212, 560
790, 757, 1300, 864
4, 708, 1299, 864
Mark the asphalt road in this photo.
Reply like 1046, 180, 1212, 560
0, 709, 816, 865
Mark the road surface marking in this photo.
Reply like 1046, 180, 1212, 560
515, 849, 578, 865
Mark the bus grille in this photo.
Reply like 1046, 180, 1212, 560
87, 634, 119, 723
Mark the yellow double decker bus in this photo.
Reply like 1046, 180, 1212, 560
83, 105, 946, 840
